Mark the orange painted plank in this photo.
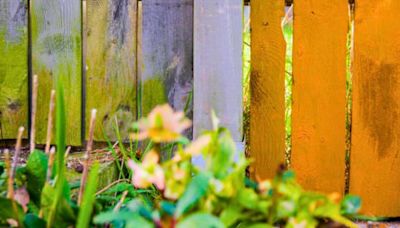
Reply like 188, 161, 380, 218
350, 0, 400, 216
250, 0, 286, 179
291, 0, 348, 193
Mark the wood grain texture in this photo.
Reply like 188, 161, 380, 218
31, 0, 82, 145
193, 0, 243, 141
350, 0, 400, 216
250, 0, 285, 178
86, 0, 137, 141
141, 0, 193, 128
0, 0, 28, 139
291, 0, 348, 193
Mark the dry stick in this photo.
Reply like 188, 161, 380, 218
30, 75, 38, 153
9, 127, 24, 199
113, 190, 129, 212
78, 109, 97, 205
4, 149, 14, 199
45, 90, 56, 154
64, 146, 72, 159
46, 147, 56, 182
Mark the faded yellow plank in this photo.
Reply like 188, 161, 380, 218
350, 0, 400, 216
31, 0, 82, 145
291, 0, 348, 193
250, 0, 286, 179
0, 0, 28, 139
86, 0, 137, 141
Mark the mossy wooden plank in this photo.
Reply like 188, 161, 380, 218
31, 0, 82, 145
250, 0, 285, 179
291, 0, 348, 193
86, 0, 137, 141
0, 0, 28, 139
141, 0, 193, 128
193, 0, 243, 141
350, 0, 400, 216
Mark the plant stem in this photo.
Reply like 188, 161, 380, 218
4, 149, 14, 199
46, 147, 56, 182
45, 90, 56, 154
78, 109, 97, 205
113, 190, 128, 212
30, 75, 38, 153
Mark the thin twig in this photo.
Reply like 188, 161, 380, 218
78, 109, 97, 205
64, 146, 72, 159
46, 147, 56, 182
12, 127, 24, 179
95, 179, 131, 196
30, 75, 38, 153
4, 149, 14, 199
113, 190, 128, 212
45, 90, 56, 154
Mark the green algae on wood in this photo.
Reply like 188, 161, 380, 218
86, 0, 138, 142
0, 0, 28, 139
141, 0, 193, 136
31, 0, 82, 145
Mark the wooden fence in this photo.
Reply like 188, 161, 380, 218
1, 0, 400, 218
252, 0, 400, 217
0, 0, 243, 144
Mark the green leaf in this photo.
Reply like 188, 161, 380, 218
24, 214, 46, 228
176, 213, 224, 228
25, 150, 48, 205
220, 205, 243, 226
0, 197, 24, 226
211, 130, 236, 178
76, 163, 100, 228
341, 195, 361, 215
174, 173, 210, 218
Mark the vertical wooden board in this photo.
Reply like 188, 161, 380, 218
141, 0, 193, 126
250, 0, 285, 179
193, 0, 243, 141
0, 0, 28, 139
31, 0, 82, 145
291, 0, 348, 193
350, 0, 400, 216
86, 0, 137, 141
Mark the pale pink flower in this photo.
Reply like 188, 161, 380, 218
127, 150, 165, 190
131, 104, 191, 143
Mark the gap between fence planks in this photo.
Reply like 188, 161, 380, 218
85, 0, 138, 142
141, 0, 193, 130
291, 0, 348, 194
0, 0, 28, 139
31, 0, 82, 145
193, 0, 243, 142
250, 0, 286, 179
350, 0, 400, 216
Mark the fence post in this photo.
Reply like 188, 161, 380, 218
0, 0, 28, 140
250, 0, 285, 179
350, 0, 400, 216
31, 0, 82, 145
85, 0, 138, 142
291, 0, 348, 194
193, 0, 243, 143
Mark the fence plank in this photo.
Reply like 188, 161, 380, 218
350, 0, 400, 216
193, 0, 242, 141
291, 0, 348, 193
86, 0, 137, 141
141, 0, 193, 127
0, 0, 28, 139
31, 0, 82, 145
250, 0, 285, 178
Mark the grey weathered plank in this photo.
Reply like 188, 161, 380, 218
85, 0, 138, 141
141, 0, 193, 127
31, 0, 82, 145
0, 0, 28, 139
193, 0, 243, 141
